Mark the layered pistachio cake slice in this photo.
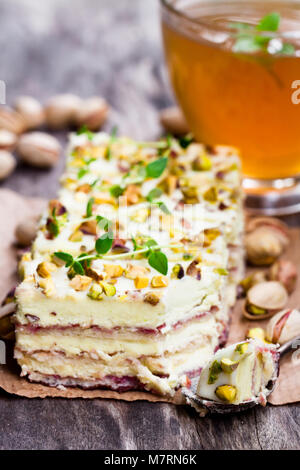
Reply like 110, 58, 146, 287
14, 131, 244, 395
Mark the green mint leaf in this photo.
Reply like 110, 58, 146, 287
229, 22, 252, 30
105, 127, 118, 161
96, 215, 112, 232
110, 185, 125, 198
54, 252, 74, 267
146, 157, 168, 179
77, 125, 94, 141
131, 236, 138, 251
72, 261, 85, 275
166, 134, 173, 148
257, 12, 280, 32
148, 251, 168, 275
145, 239, 158, 249
215, 268, 229, 276
179, 133, 194, 149
146, 188, 163, 202
78, 168, 88, 179
156, 202, 171, 215
86, 197, 95, 218
233, 36, 262, 53
95, 231, 113, 254
91, 178, 100, 188
280, 43, 295, 55
85, 158, 97, 166
105, 146, 112, 161
123, 164, 147, 185
110, 126, 118, 141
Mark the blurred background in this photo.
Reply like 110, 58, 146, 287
0, 0, 171, 197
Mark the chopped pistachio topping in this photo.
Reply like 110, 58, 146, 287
220, 358, 239, 374
208, 360, 223, 384
215, 385, 237, 403
235, 342, 249, 355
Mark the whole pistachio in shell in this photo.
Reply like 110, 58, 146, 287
245, 281, 288, 319
15, 216, 39, 247
17, 132, 61, 168
14, 96, 45, 130
266, 309, 300, 344
45, 94, 82, 129
75, 96, 109, 131
246, 217, 289, 248
0, 150, 16, 180
245, 226, 284, 266
0, 106, 26, 134
159, 106, 189, 135
0, 129, 17, 151
269, 260, 298, 294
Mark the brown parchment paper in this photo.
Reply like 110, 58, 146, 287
0, 188, 298, 406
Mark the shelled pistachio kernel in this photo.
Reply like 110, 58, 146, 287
246, 303, 267, 316
134, 277, 149, 289
69, 275, 92, 292
151, 276, 169, 288
88, 283, 104, 301
100, 281, 116, 297
144, 291, 161, 306
69, 230, 83, 242
247, 328, 266, 342
220, 358, 239, 374
38, 278, 56, 297
36, 262, 57, 278
208, 360, 222, 384
171, 264, 184, 279
235, 342, 249, 355
192, 154, 212, 172
215, 385, 237, 403
104, 264, 124, 278
203, 186, 218, 203
130, 208, 149, 224
125, 264, 150, 280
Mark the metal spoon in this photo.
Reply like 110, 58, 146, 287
182, 336, 300, 416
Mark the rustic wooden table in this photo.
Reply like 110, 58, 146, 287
0, 0, 299, 450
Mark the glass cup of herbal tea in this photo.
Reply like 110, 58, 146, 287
160, 0, 300, 215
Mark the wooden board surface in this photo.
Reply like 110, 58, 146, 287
0, 0, 299, 450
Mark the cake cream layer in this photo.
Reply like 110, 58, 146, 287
15, 312, 225, 357
16, 259, 226, 330
16, 339, 220, 395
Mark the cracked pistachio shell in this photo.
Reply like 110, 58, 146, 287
266, 309, 300, 344
247, 281, 288, 311
269, 260, 298, 294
